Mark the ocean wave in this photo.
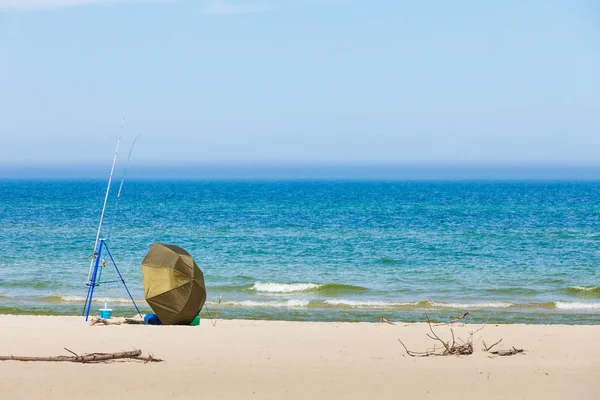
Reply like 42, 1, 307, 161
220, 299, 310, 308
249, 282, 368, 294
168, 298, 594, 311
565, 286, 600, 297
323, 300, 513, 309
0, 306, 61, 316
555, 301, 600, 310
323, 300, 420, 309
31, 295, 600, 312
234, 275, 255, 281
251, 282, 321, 293
317, 283, 370, 295
42, 295, 135, 304
429, 301, 513, 309
484, 287, 539, 295
0, 280, 68, 289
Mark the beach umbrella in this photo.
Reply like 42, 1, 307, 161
141, 242, 206, 325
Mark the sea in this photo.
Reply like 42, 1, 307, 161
0, 180, 599, 324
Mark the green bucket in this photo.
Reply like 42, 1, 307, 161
190, 314, 200, 326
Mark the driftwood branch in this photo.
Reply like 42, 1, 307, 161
89, 317, 146, 326
490, 347, 524, 356
124, 318, 146, 325
435, 312, 470, 326
470, 313, 492, 337
400, 313, 474, 357
90, 318, 123, 326
397, 339, 435, 357
482, 338, 503, 352
425, 314, 450, 352
64, 348, 79, 357
398, 313, 524, 358
379, 318, 396, 326
0, 349, 162, 363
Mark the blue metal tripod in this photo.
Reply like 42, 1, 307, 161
82, 238, 141, 321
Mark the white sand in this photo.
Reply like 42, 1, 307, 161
0, 315, 598, 399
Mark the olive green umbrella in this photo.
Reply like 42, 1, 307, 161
141, 242, 206, 325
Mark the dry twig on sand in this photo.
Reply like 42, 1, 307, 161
490, 347, 524, 356
482, 338, 503, 352
0, 348, 162, 363
398, 313, 525, 358
89, 317, 146, 326
399, 314, 474, 357
379, 318, 396, 325
90, 318, 123, 326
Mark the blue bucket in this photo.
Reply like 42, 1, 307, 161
99, 309, 112, 319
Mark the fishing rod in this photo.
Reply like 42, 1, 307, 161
86, 137, 120, 284
82, 120, 143, 319
203, 295, 222, 327
106, 130, 140, 242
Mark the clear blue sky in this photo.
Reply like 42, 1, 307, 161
0, 0, 598, 166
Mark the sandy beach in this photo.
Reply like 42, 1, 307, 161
0, 315, 598, 399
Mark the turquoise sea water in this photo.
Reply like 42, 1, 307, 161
0, 180, 599, 324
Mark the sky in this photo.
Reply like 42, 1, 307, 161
0, 0, 599, 170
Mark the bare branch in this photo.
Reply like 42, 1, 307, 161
63, 348, 79, 357
425, 314, 450, 352
435, 312, 470, 326
0, 349, 162, 363
483, 338, 503, 352
398, 339, 434, 357
490, 347, 524, 356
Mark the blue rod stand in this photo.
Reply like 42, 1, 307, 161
82, 239, 142, 321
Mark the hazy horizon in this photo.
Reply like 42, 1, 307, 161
2, 163, 600, 180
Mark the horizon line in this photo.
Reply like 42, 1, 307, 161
2, 164, 600, 181
2, 162, 600, 167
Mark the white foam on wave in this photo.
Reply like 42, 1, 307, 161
251, 282, 322, 293
324, 300, 512, 309
569, 286, 599, 292
430, 302, 513, 309
224, 299, 310, 308
571, 286, 591, 291
57, 295, 86, 302
324, 300, 416, 308
555, 301, 600, 310
57, 295, 133, 304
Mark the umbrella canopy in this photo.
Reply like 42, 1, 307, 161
141, 242, 206, 325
